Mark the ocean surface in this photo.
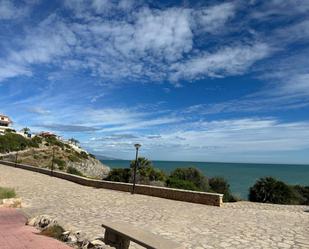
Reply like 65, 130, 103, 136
101, 160, 309, 199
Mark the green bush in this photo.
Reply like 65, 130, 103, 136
0, 187, 16, 199
79, 151, 88, 159
249, 177, 300, 204
0, 133, 35, 153
166, 177, 201, 191
44, 136, 65, 149
293, 185, 309, 205
105, 168, 131, 182
209, 177, 238, 202
31, 136, 43, 144
66, 166, 84, 176
89, 153, 96, 159
53, 158, 66, 170
40, 225, 65, 240
68, 154, 80, 162
168, 167, 210, 191
130, 157, 166, 184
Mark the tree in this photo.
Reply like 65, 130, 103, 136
21, 127, 30, 134
249, 177, 299, 204
167, 167, 210, 191
69, 138, 79, 145
105, 168, 131, 182
209, 177, 237, 202
130, 157, 166, 184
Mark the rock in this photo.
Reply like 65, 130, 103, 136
90, 239, 105, 246
61, 231, 71, 242
84, 238, 114, 249
27, 215, 58, 229
1, 198, 22, 208
67, 157, 110, 179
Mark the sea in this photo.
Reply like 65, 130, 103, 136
101, 160, 309, 199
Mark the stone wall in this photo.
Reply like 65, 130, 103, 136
0, 160, 223, 207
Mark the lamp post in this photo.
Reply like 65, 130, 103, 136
131, 143, 141, 194
15, 151, 18, 167
51, 146, 55, 176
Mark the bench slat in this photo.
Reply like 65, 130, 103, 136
102, 221, 183, 249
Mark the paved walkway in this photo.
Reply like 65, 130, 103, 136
0, 164, 309, 249
0, 207, 72, 249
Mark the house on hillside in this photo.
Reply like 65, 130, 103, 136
0, 114, 13, 135
38, 131, 57, 138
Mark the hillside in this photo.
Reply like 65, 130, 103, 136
0, 132, 110, 179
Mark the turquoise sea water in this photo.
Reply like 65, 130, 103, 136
101, 160, 309, 199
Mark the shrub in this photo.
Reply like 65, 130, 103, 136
130, 157, 166, 184
0, 133, 35, 153
53, 158, 66, 170
89, 153, 96, 159
79, 151, 88, 159
209, 177, 237, 202
32, 136, 43, 145
40, 225, 65, 240
249, 177, 300, 204
105, 168, 131, 182
0, 187, 16, 199
68, 154, 80, 162
293, 185, 309, 205
66, 166, 84, 177
168, 167, 210, 191
166, 178, 201, 191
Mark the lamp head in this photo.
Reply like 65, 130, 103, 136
134, 143, 141, 150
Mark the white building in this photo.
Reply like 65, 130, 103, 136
0, 114, 12, 134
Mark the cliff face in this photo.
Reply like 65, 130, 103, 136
0, 133, 110, 179
67, 156, 110, 179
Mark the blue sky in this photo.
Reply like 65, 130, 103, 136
0, 0, 309, 164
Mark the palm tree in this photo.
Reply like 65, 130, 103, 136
21, 127, 30, 134
68, 138, 79, 145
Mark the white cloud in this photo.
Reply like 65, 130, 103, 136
0, 0, 23, 19
170, 43, 270, 81
0, 61, 31, 81
0, 2, 245, 83
87, 118, 309, 162
193, 2, 235, 33
281, 74, 309, 95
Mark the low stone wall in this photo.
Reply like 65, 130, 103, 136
0, 160, 223, 207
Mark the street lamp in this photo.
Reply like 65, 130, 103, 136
131, 143, 141, 194
51, 146, 55, 176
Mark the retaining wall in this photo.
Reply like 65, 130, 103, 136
0, 160, 223, 206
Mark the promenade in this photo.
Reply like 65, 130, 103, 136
0, 164, 308, 249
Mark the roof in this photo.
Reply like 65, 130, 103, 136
0, 114, 12, 123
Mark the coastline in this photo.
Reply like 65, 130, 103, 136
101, 159, 309, 199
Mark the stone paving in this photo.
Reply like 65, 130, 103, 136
0, 164, 309, 249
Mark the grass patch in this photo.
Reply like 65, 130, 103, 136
66, 166, 84, 176
0, 187, 16, 199
68, 154, 80, 162
40, 225, 65, 240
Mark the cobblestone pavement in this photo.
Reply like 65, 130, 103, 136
1, 164, 309, 249
0, 207, 72, 249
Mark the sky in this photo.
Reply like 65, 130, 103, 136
0, 0, 309, 164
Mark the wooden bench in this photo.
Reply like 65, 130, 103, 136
102, 221, 184, 249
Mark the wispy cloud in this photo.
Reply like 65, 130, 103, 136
87, 118, 309, 163
0, 0, 28, 20
0, 1, 262, 84
169, 43, 270, 81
